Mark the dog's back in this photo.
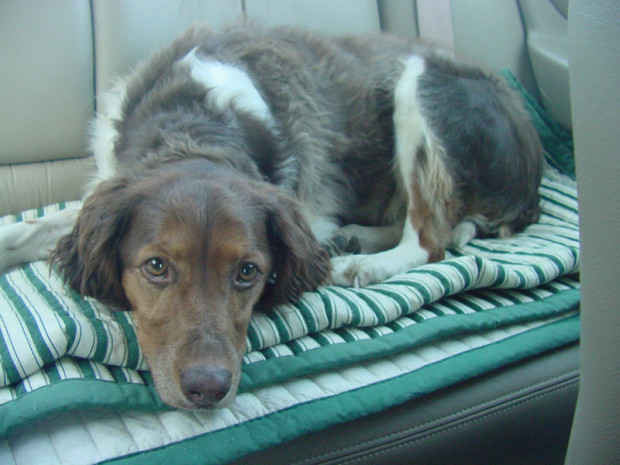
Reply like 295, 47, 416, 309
1, 24, 544, 408
109, 25, 541, 241
110, 26, 413, 228
416, 53, 542, 237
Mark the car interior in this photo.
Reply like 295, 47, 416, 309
0, 1, 618, 464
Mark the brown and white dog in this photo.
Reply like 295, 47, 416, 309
0, 24, 542, 409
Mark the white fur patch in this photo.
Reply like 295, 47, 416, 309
451, 221, 477, 247
393, 55, 427, 195
180, 47, 272, 123
330, 55, 442, 288
395, 55, 453, 204
89, 80, 127, 191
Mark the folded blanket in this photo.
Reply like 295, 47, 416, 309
0, 73, 580, 449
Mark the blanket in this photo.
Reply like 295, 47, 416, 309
0, 73, 580, 464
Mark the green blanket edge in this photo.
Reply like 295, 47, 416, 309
101, 314, 580, 465
239, 288, 580, 390
0, 288, 579, 438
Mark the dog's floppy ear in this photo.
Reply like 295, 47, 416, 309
261, 190, 331, 307
50, 177, 136, 310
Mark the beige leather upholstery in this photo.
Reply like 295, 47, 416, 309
245, 0, 381, 33
565, 1, 620, 463
519, 0, 571, 128
0, 1, 93, 165
92, 0, 243, 94
378, 0, 418, 40
0, 1, 95, 215
449, 0, 540, 100
0, 158, 95, 217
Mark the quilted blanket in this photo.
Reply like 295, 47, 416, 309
0, 74, 580, 464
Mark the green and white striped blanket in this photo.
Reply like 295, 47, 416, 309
0, 170, 580, 438
0, 76, 580, 464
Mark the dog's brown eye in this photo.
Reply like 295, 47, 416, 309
143, 258, 168, 279
235, 262, 260, 287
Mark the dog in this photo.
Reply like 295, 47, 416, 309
0, 24, 542, 409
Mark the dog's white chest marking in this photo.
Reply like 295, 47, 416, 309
181, 48, 272, 123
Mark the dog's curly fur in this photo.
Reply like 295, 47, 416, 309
2, 24, 542, 409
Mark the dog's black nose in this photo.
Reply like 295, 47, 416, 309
180, 366, 232, 407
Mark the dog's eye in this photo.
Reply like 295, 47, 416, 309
234, 262, 260, 288
143, 257, 169, 280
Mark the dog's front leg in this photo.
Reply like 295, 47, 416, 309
330, 54, 450, 287
329, 221, 429, 287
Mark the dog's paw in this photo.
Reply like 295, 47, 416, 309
329, 255, 381, 288
323, 234, 361, 258
451, 221, 477, 248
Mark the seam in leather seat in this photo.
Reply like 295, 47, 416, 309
293, 369, 579, 465
345, 381, 578, 464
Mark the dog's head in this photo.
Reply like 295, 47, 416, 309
51, 160, 330, 409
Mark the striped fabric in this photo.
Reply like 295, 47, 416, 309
0, 70, 583, 463
244, 173, 579, 352
1, 312, 580, 465
0, 170, 579, 418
